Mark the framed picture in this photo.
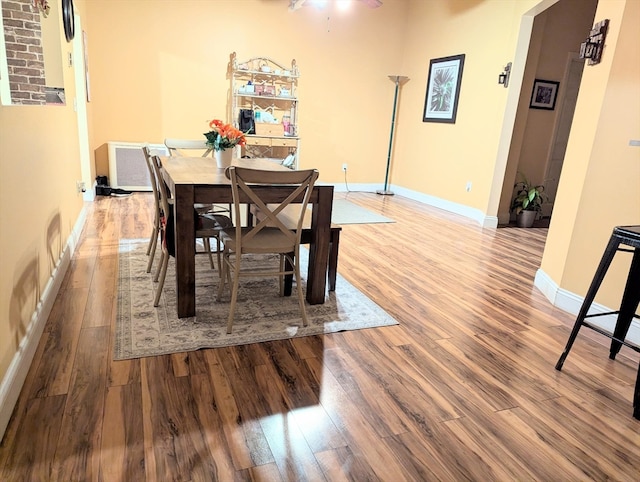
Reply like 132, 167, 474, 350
530, 79, 559, 110
423, 54, 465, 123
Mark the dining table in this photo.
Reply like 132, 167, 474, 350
160, 156, 334, 318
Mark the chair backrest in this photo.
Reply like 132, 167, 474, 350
226, 166, 319, 252
164, 138, 212, 157
142, 145, 160, 209
142, 146, 169, 224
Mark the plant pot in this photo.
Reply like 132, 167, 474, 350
215, 149, 233, 168
516, 210, 537, 228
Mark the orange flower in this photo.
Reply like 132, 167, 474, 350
204, 119, 247, 151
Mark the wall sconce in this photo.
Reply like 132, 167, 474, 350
498, 62, 512, 88
580, 19, 609, 65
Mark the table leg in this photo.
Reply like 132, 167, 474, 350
307, 185, 333, 304
174, 185, 196, 318
328, 228, 340, 291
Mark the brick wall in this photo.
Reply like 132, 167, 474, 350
2, 0, 46, 105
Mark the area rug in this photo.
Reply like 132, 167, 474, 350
331, 198, 395, 225
114, 240, 399, 360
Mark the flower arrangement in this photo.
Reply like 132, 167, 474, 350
204, 119, 246, 151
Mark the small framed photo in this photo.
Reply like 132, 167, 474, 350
530, 79, 560, 110
423, 54, 465, 123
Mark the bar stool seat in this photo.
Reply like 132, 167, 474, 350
555, 225, 640, 419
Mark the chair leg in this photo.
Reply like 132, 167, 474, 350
215, 236, 223, 278
146, 227, 159, 273
146, 214, 158, 255
225, 255, 233, 292
226, 257, 241, 334
153, 250, 165, 282
203, 237, 215, 269
154, 253, 169, 307
555, 235, 620, 370
294, 254, 308, 327
216, 251, 228, 301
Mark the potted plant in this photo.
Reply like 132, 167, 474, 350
510, 174, 545, 228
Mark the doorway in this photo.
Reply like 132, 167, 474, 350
541, 53, 585, 217
495, 0, 598, 227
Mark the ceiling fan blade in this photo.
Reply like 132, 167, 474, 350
290, 0, 383, 10
360, 0, 383, 7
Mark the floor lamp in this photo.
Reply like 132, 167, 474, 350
377, 75, 409, 196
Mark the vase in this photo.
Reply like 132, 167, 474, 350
215, 148, 233, 168
516, 210, 537, 228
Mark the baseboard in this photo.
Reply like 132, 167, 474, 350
0, 205, 87, 441
535, 268, 640, 346
83, 181, 96, 202
330, 182, 498, 228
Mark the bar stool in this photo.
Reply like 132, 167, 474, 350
555, 225, 640, 419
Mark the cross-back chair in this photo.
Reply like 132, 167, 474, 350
216, 166, 319, 333
164, 138, 213, 157
142, 146, 163, 273
164, 137, 232, 219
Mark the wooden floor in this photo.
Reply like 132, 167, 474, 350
1, 192, 639, 481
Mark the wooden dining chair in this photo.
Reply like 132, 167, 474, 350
164, 138, 213, 157
164, 138, 233, 219
142, 145, 163, 273
144, 145, 224, 272
144, 148, 232, 306
216, 166, 319, 333
156, 141, 234, 270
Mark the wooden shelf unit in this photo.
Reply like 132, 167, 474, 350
230, 52, 300, 167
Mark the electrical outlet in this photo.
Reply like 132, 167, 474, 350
465, 181, 472, 192
342, 163, 348, 171
76, 180, 86, 193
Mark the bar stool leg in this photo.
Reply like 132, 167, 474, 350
609, 249, 640, 360
555, 235, 620, 370
634, 362, 640, 419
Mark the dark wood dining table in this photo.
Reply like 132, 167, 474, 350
160, 156, 334, 318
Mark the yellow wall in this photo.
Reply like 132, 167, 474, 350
84, 0, 409, 181
0, 0, 83, 381
394, 0, 537, 211
541, 0, 640, 309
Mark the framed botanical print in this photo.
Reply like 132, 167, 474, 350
423, 54, 465, 123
